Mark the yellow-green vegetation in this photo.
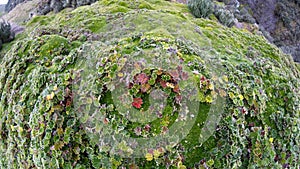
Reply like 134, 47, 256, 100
0, 0, 299, 168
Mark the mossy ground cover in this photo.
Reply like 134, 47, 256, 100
0, 0, 299, 168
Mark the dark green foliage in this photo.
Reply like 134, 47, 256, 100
188, 0, 214, 18
233, 6, 256, 24
0, 20, 14, 49
188, 0, 235, 27
214, 7, 235, 27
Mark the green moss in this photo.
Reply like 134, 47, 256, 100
38, 35, 70, 58
71, 40, 83, 49
118, 1, 129, 7
109, 5, 129, 13
139, 2, 154, 9
27, 15, 55, 27
84, 17, 106, 33
181, 103, 214, 163
296, 62, 300, 71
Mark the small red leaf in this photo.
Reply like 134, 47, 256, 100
160, 80, 167, 88
103, 118, 109, 124
134, 127, 142, 136
128, 82, 134, 89
162, 126, 168, 134
181, 72, 189, 80
132, 98, 143, 109
200, 76, 206, 82
241, 107, 247, 114
175, 94, 182, 104
173, 84, 180, 93
136, 73, 149, 84
144, 124, 151, 131
169, 70, 179, 79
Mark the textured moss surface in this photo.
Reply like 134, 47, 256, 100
0, 0, 299, 168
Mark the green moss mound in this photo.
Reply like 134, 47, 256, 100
0, 0, 299, 168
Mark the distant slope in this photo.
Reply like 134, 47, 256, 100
5, 0, 26, 12
0, 4, 5, 12
2, 0, 39, 24
0, 4, 5, 16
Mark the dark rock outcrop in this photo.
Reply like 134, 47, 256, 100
5, 0, 26, 12
10, 22, 24, 35
239, 0, 278, 33
220, 0, 300, 62
5, 0, 98, 14
36, 0, 98, 14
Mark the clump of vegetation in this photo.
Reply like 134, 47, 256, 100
0, 20, 14, 49
188, 0, 235, 27
214, 6, 235, 27
188, 0, 214, 18
234, 7, 256, 24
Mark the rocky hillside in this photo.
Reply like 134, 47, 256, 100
5, 0, 98, 14
0, 4, 5, 13
218, 0, 300, 62
0, 0, 299, 168
5, 0, 26, 12
2, 0, 40, 24
5, 0, 300, 62
241, 0, 300, 62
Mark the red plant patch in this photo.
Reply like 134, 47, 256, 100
132, 97, 143, 108
160, 80, 167, 88
136, 73, 149, 84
